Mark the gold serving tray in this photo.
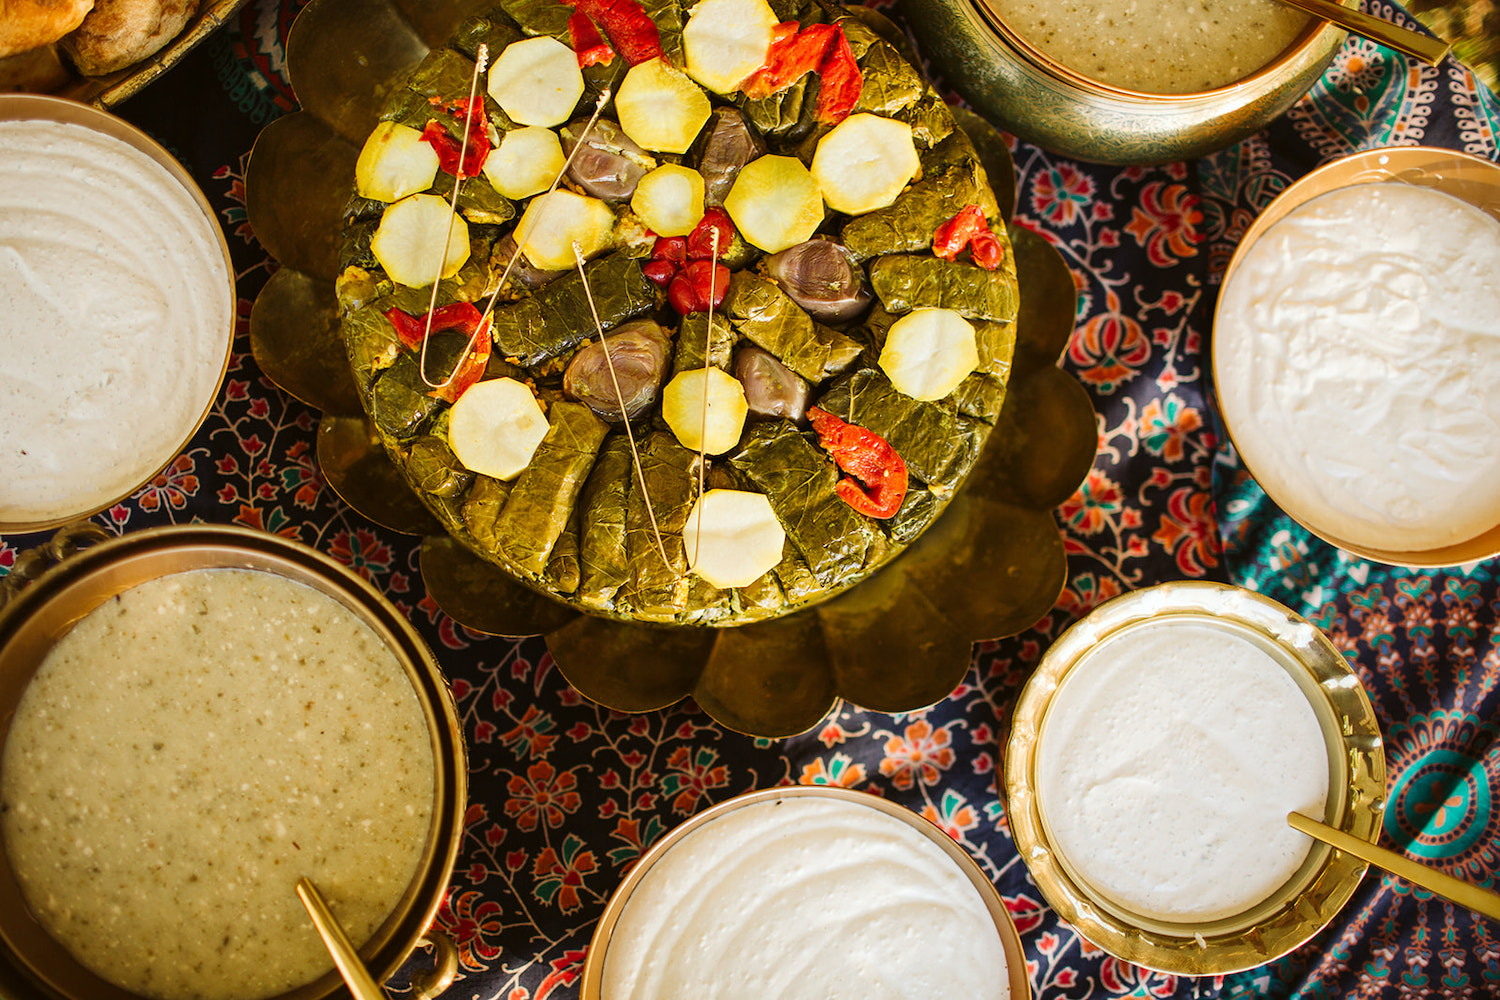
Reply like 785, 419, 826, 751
244, 0, 1096, 736
1005, 581, 1386, 975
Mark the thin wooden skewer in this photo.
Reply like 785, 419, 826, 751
572, 241, 674, 574
690, 229, 720, 570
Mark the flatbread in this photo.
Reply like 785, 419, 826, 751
0, 0, 94, 58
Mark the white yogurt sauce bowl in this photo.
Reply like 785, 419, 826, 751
0, 525, 465, 1000
1212, 146, 1500, 567
580, 786, 1030, 1000
1005, 581, 1385, 975
0, 95, 236, 534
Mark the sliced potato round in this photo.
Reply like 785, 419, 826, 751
722, 155, 822, 254
662, 366, 749, 455
448, 377, 550, 481
482, 126, 566, 200
356, 120, 441, 202
514, 189, 616, 271
488, 36, 584, 128
879, 307, 980, 401
370, 194, 471, 288
810, 113, 920, 216
615, 56, 712, 154
683, 488, 786, 589
682, 0, 779, 94
631, 164, 706, 237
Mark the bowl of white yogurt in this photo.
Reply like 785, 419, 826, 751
1005, 581, 1385, 975
580, 785, 1030, 1000
0, 95, 236, 533
1213, 146, 1500, 567
0, 525, 466, 1000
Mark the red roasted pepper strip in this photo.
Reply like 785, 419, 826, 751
645, 211, 737, 308
739, 22, 835, 100
932, 204, 1004, 270
566, 0, 662, 65
382, 303, 493, 402
569, 9, 616, 67
685, 207, 734, 260
813, 27, 861, 124
419, 96, 492, 178
667, 259, 730, 314
806, 406, 908, 519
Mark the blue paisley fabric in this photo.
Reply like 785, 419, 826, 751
2, 1, 1497, 997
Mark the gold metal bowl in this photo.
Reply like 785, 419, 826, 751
1005, 581, 1385, 975
0, 94, 236, 535
898, 0, 1348, 164
1211, 146, 1500, 568
580, 785, 1032, 1000
0, 524, 465, 1000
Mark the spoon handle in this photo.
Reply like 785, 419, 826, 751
1289, 813, 1500, 921
1271, 0, 1450, 65
297, 877, 388, 1000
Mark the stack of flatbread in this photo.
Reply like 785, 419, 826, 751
1, 0, 199, 89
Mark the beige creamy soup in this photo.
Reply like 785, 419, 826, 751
0, 119, 231, 524
601, 796, 1011, 1000
990, 0, 1309, 93
1035, 619, 1329, 924
0, 568, 435, 1000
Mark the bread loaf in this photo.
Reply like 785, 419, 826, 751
0, 0, 94, 58
60, 0, 196, 75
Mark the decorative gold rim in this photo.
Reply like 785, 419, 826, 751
0, 525, 467, 1000
0, 94, 237, 535
578, 785, 1033, 1000
1211, 145, 1500, 568
1004, 581, 1385, 976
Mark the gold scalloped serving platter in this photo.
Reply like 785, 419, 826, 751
245, 0, 1095, 736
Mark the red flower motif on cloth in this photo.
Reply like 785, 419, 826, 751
800, 752, 867, 788
136, 454, 200, 512
1030, 163, 1095, 226
532, 834, 597, 913
500, 705, 559, 758
1124, 182, 1203, 266
328, 527, 393, 580
659, 746, 730, 813
434, 888, 503, 971
1138, 394, 1203, 463
879, 719, 956, 790
278, 439, 322, 509
1151, 486, 1221, 576
606, 815, 666, 867
534, 950, 589, 1000
505, 761, 582, 832
1068, 311, 1151, 393
1059, 469, 1123, 536
920, 788, 979, 840
1057, 571, 1125, 618
1100, 956, 1178, 996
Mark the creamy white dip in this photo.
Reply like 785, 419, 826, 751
601, 795, 1011, 1000
1035, 619, 1329, 924
1216, 183, 1500, 553
0, 569, 435, 1000
990, 0, 1307, 92
0, 119, 232, 524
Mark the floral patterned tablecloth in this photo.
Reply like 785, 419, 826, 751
3, 2, 1499, 997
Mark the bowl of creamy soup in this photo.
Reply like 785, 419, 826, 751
0, 95, 236, 533
580, 786, 1031, 1000
1213, 146, 1500, 566
1005, 581, 1385, 975
0, 524, 466, 1000
898, 0, 1342, 163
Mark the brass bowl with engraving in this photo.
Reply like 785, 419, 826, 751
0, 524, 464, 1000
898, 0, 1351, 164
1005, 581, 1385, 975
244, 0, 1095, 736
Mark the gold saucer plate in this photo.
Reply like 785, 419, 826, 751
244, 0, 1096, 737
578, 785, 1033, 1000
0, 94, 236, 536
1212, 146, 1500, 569
1005, 581, 1385, 975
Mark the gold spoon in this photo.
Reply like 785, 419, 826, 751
1289, 813, 1500, 920
1270, 0, 1450, 65
296, 877, 387, 1000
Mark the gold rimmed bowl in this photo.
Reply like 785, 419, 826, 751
580, 785, 1033, 1000
0, 524, 464, 1000
898, 0, 1351, 164
1005, 581, 1385, 975
1212, 146, 1500, 568
0, 94, 236, 534
243, 0, 1096, 737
